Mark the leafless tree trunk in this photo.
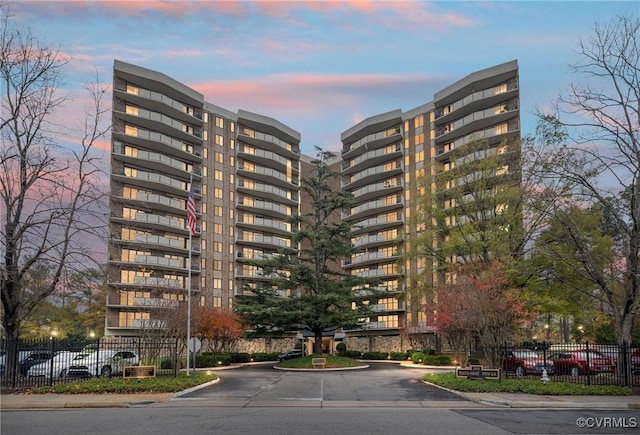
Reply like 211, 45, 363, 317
0, 7, 109, 377
535, 15, 639, 348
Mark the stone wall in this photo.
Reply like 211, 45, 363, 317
202, 334, 414, 355
342, 335, 405, 353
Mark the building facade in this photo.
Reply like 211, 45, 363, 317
340, 61, 520, 345
106, 59, 520, 345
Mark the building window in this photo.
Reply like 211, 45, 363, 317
126, 84, 139, 95
124, 125, 138, 136
125, 105, 139, 116
495, 123, 508, 135
215, 116, 224, 129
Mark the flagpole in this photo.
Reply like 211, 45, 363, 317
186, 175, 193, 376
187, 229, 192, 376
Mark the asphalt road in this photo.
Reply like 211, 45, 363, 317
3, 364, 639, 434
3, 407, 639, 434
177, 362, 465, 405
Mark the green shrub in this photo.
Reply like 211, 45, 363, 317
250, 352, 279, 362
229, 352, 251, 363
160, 358, 174, 369
194, 353, 231, 367
422, 354, 452, 365
362, 351, 389, 360
437, 355, 452, 365
468, 357, 481, 365
389, 351, 407, 361
344, 350, 362, 358
336, 342, 347, 356
411, 351, 426, 364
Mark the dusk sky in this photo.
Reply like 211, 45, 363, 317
8, 0, 640, 156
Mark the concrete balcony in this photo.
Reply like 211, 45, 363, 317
133, 276, 182, 288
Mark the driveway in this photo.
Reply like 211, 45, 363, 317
175, 362, 471, 407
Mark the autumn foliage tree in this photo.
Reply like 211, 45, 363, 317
428, 261, 529, 365
193, 306, 244, 353
410, 136, 527, 357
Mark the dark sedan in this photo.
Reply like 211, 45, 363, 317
278, 349, 303, 362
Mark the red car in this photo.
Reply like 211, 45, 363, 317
549, 350, 613, 376
501, 349, 554, 377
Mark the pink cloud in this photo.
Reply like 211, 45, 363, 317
16, 0, 248, 19
15, 1, 474, 32
191, 71, 441, 115
252, 0, 475, 31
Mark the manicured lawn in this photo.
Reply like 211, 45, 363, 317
277, 355, 366, 369
29, 371, 217, 394
424, 372, 632, 396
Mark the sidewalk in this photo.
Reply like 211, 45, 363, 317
2, 390, 639, 410
457, 391, 640, 409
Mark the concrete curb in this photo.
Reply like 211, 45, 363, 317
173, 378, 220, 397
423, 380, 640, 409
273, 365, 369, 372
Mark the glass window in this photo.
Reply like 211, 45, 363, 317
124, 125, 138, 136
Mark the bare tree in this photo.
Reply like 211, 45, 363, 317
535, 15, 639, 347
0, 7, 109, 375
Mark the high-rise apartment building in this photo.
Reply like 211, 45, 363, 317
341, 61, 520, 343
107, 61, 300, 336
106, 59, 519, 347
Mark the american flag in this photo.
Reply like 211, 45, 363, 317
186, 184, 197, 235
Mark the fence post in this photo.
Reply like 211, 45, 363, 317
585, 340, 591, 386
622, 341, 629, 386
174, 337, 179, 378
95, 337, 101, 377
48, 337, 56, 387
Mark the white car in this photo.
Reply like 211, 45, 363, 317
27, 351, 87, 379
66, 350, 139, 378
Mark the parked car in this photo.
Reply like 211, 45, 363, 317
66, 350, 139, 378
18, 350, 56, 376
595, 348, 620, 370
549, 350, 613, 376
501, 349, 554, 377
0, 350, 35, 376
27, 351, 86, 379
278, 349, 304, 362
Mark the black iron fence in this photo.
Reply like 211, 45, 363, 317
0, 337, 180, 390
469, 341, 640, 387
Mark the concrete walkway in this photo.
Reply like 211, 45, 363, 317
2, 388, 639, 410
